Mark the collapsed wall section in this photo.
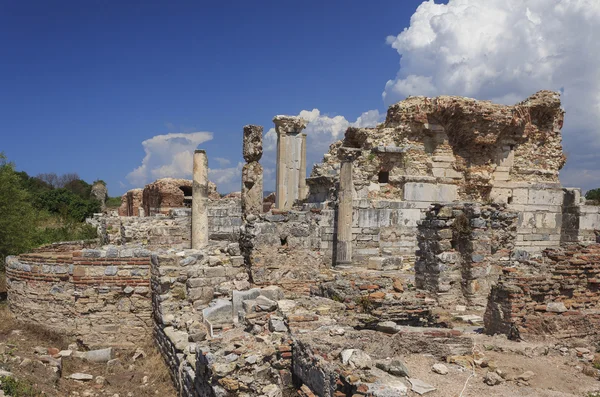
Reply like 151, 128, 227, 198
150, 247, 294, 396
484, 243, 600, 339
6, 247, 152, 347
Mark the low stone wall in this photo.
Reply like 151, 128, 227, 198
207, 201, 243, 240
6, 247, 152, 347
242, 200, 425, 293
89, 200, 243, 248
484, 243, 600, 338
415, 203, 518, 310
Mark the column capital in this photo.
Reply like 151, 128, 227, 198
273, 115, 307, 135
337, 147, 362, 162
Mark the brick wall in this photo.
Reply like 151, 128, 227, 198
484, 243, 600, 338
6, 247, 152, 348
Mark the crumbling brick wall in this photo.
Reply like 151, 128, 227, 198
416, 203, 518, 309
6, 247, 152, 347
143, 178, 193, 216
484, 244, 600, 338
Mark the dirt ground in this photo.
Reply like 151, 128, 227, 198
400, 333, 600, 397
0, 299, 176, 397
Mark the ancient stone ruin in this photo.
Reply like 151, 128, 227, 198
7, 91, 600, 396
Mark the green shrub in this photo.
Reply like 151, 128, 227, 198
0, 154, 101, 267
0, 376, 42, 396
33, 223, 97, 246
0, 154, 37, 262
586, 188, 600, 203
105, 196, 122, 208
34, 188, 100, 222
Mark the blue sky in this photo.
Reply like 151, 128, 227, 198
0, 0, 425, 195
2, 0, 598, 196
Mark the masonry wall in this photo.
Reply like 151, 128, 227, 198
416, 203, 518, 310
245, 199, 424, 290
484, 243, 600, 339
150, 246, 288, 397
6, 247, 152, 348
89, 200, 243, 248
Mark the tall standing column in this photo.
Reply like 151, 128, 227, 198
336, 159, 353, 266
273, 115, 308, 210
298, 133, 308, 200
192, 150, 209, 249
242, 125, 263, 220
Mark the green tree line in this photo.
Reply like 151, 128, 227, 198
0, 153, 100, 265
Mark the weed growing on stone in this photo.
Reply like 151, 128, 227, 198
355, 295, 374, 313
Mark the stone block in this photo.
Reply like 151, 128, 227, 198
528, 189, 563, 205
403, 183, 457, 203
232, 289, 260, 321
367, 257, 386, 270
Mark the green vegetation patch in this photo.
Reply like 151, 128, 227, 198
0, 376, 43, 397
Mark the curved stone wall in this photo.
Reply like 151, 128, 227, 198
6, 247, 152, 348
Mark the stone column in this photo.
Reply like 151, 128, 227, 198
273, 115, 308, 210
336, 159, 353, 266
298, 133, 308, 200
242, 125, 263, 220
192, 150, 209, 249
336, 148, 360, 266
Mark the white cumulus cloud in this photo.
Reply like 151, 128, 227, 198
262, 109, 384, 191
209, 162, 244, 193
126, 132, 213, 187
383, 0, 600, 193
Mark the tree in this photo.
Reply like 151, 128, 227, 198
585, 188, 600, 203
0, 154, 37, 264
35, 188, 100, 222
64, 179, 92, 199
35, 172, 80, 188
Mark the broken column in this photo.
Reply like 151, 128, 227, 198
273, 116, 308, 210
336, 149, 358, 266
242, 125, 263, 219
192, 150, 209, 249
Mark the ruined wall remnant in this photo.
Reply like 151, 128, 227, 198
241, 125, 263, 219
127, 188, 144, 216
416, 203, 518, 309
90, 181, 108, 210
89, 200, 243, 248
118, 193, 128, 216
6, 247, 152, 347
143, 178, 193, 216
484, 244, 600, 338
118, 188, 143, 217
309, 90, 565, 203
119, 178, 220, 217
274, 115, 308, 210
